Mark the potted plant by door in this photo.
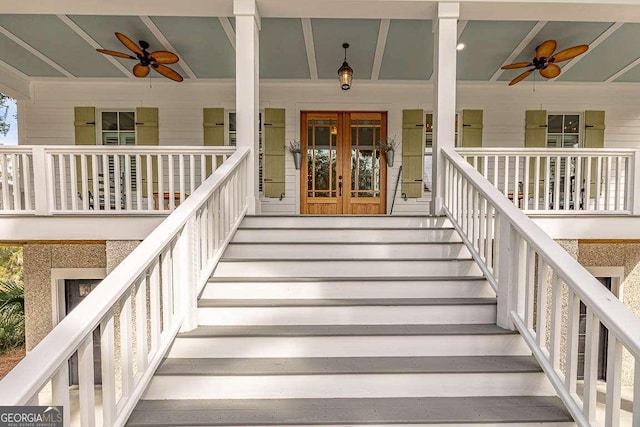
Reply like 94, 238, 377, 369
287, 141, 302, 170
379, 137, 397, 167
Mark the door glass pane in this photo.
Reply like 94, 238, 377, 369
350, 119, 380, 198
307, 119, 337, 198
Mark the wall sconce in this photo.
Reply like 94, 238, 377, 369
338, 43, 353, 90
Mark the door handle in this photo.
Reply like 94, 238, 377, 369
338, 175, 343, 196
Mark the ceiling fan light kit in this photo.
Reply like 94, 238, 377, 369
501, 39, 589, 86
97, 32, 184, 82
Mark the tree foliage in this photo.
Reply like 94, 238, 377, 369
0, 247, 24, 352
0, 93, 11, 137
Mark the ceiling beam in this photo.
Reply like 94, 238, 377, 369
0, 25, 75, 78
56, 14, 132, 78
554, 22, 623, 78
219, 17, 236, 50
606, 56, 640, 82
371, 19, 390, 81
140, 15, 198, 80
301, 18, 318, 80
489, 20, 546, 82
0, 60, 31, 99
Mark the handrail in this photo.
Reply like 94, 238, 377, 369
442, 147, 640, 426
0, 147, 250, 427
390, 165, 402, 215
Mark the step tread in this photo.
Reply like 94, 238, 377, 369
198, 298, 497, 308
155, 356, 542, 376
208, 276, 487, 283
127, 396, 572, 426
177, 324, 516, 338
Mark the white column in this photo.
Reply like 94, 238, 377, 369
234, 0, 260, 214
431, 2, 459, 215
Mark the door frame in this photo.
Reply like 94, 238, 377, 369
300, 110, 388, 215
51, 267, 107, 326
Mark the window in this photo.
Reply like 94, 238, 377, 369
228, 111, 264, 193
101, 111, 135, 146
424, 113, 458, 192
547, 113, 580, 147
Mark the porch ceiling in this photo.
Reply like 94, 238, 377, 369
2, 13, 640, 85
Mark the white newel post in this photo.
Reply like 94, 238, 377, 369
32, 146, 51, 215
431, 2, 459, 215
630, 150, 640, 215
178, 217, 198, 332
496, 213, 517, 330
235, 0, 261, 214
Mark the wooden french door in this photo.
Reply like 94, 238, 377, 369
301, 111, 387, 215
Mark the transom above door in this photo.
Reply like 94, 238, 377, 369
301, 111, 387, 215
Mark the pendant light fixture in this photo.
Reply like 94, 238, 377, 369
338, 43, 353, 91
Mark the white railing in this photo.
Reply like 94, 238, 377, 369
0, 145, 236, 215
443, 147, 640, 427
457, 148, 638, 215
0, 147, 249, 427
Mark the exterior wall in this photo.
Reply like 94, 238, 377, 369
19, 81, 640, 216
23, 240, 141, 351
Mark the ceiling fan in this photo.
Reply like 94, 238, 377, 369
501, 40, 589, 86
97, 32, 184, 82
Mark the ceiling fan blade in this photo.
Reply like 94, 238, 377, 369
150, 50, 179, 64
550, 45, 589, 63
115, 32, 143, 56
509, 69, 534, 86
153, 64, 184, 82
535, 40, 557, 59
133, 64, 150, 78
540, 63, 561, 79
96, 49, 136, 60
501, 62, 534, 70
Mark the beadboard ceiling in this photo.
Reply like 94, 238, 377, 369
1, 14, 640, 83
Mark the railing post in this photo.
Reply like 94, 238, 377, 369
178, 216, 198, 332
32, 147, 52, 215
496, 213, 517, 330
630, 150, 640, 215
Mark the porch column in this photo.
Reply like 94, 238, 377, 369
431, 2, 459, 215
234, 0, 261, 214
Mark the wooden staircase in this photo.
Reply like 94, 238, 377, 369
127, 215, 574, 426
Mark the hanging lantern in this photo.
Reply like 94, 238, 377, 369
338, 43, 353, 91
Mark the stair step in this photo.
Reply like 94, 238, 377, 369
168, 325, 530, 358
127, 396, 573, 426
196, 298, 496, 325
201, 278, 495, 299
232, 228, 462, 243
222, 242, 472, 259
155, 356, 542, 376
212, 259, 482, 278
240, 215, 453, 229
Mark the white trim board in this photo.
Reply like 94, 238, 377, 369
50, 268, 107, 327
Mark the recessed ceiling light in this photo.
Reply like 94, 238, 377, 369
456, 43, 466, 51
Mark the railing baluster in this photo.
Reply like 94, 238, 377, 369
575, 156, 582, 211
513, 155, 519, 207
69, 154, 78, 211
536, 260, 549, 349
135, 154, 142, 211
523, 156, 530, 210
478, 196, 486, 261
544, 157, 550, 211
135, 276, 148, 376
179, 154, 185, 203
554, 156, 560, 211
100, 316, 116, 427
59, 154, 67, 210
583, 308, 599, 423
120, 294, 133, 399
564, 289, 579, 393
605, 156, 612, 211
1, 154, 10, 210
595, 157, 602, 210
80, 155, 89, 210
190, 154, 196, 195
125, 154, 133, 210
51, 363, 70, 427
23, 154, 33, 210
585, 157, 592, 210
149, 260, 161, 355
146, 154, 153, 210
605, 334, 622, 427
615, 156, 622, 210
114, 155, 122, 211
78, 334, 96, 427
524, 244, 535, 330
534, 156, 540, 210
200, 155, 206, 185
169, 154, 175, 210
503, 155, 509, 197
482, 156, 488, 179
563, 155, 570, 210
102, 155, 110, 212
10, 154, 20, 210
158, 155, 165, 211
550, 272, 562, 368
162, 248, 174, 331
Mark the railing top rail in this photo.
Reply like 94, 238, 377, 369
42, 146, 237, 154
0, 147, 250, 405
0, 146, 36, 153
456, 147, 636, 156
443, 147, 640, 358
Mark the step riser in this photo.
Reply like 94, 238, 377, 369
232, 229, 462, 243
241, 216, 453, 229
197, 305, 496, 326
168, 335, 530, 358
201, 281, 495, 299
223, 243, 472, 259
213, 260, 482, 278
144, 372, 553, 400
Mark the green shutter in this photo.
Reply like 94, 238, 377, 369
263, 108, 286, 198
203, 108, 225, 175
136, 107, 159, 194
461, 109, 483, 147
74, 107, 96, 192
525, 110, 548, 194
584, 111, 605, 194
402, 109, 424, 198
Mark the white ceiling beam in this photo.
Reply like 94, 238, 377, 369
219, 17, 236, 50
301, 18, 318, 80
554, 22, 623, 79
0, 60, 31, 99
461, 2, 640, 23
371, 19, 390, 81
457, 20, 468, 40
0, 25, 75, 78
140, 15, 198, 80
606, 56, 640, 82
56, 14, 133, 78
490, 20, 546, 82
